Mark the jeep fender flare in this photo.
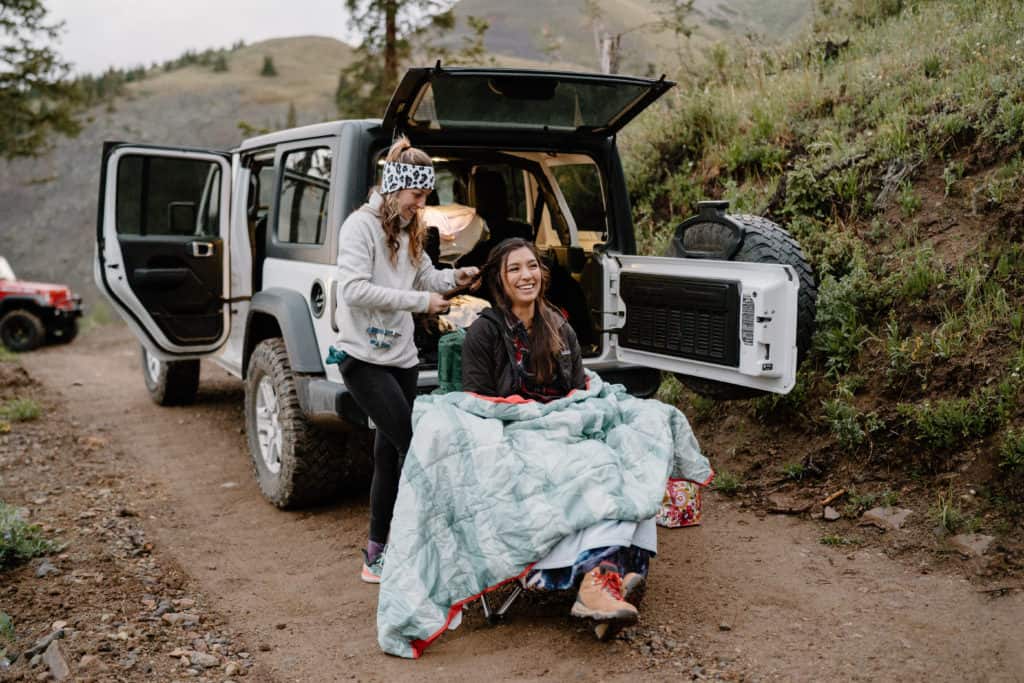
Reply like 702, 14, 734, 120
0, 294, 48, 315
243, 288, 324, 378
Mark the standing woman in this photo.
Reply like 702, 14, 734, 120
335, 137, 479, 583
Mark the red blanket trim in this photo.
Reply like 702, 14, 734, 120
409, 563, 536, 659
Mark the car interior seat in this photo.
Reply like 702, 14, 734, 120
455, 170, 532, 269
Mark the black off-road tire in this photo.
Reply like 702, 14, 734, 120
47, 319, 79, 345
0, 309, 46, 352
140, 345, 200, 406
675, 214, 817, 401
244, 338, 359, 508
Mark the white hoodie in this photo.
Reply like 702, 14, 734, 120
334, 191, 456, 368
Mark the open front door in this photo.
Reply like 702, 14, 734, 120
96, 143, 232, 358
609, 255, 800, 395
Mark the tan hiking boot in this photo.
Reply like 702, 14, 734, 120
571, 564, 639, 624
621, 572, 645, 606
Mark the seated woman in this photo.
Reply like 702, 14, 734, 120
460, 237, 654, 635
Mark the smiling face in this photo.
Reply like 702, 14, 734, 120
500, 246, 543, 308
395, 187, 430, 220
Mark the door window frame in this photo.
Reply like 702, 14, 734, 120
266, 135, 339, 265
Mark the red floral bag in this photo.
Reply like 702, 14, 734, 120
655, 478, 704, 528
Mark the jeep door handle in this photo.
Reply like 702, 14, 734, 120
189, 241, 215, 258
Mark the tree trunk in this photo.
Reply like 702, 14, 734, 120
384, 0, 398, 92
599, 32, 622, 74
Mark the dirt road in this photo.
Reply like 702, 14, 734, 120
19, 325, 1024, 682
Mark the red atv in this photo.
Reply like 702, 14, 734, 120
0, 257, 84, 352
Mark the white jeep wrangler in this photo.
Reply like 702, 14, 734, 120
95, 67, 816, 508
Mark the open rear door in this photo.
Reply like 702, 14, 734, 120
382, 67, 674, 141
96, 143, 232, 358
609, 255, 800, 394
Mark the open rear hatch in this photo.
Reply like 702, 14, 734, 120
382, 67, 674, 140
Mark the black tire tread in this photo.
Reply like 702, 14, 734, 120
0, 309, 46, 352
677, 214, 818, 401
141, 346, 200, 406
245, 338, 356, 509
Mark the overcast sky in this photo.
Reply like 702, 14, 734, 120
47, 0, 356, 75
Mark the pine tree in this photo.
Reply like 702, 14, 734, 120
213, 54, 229, 72
260, 56, 278, 77
0, 0, 82, 159
336, 1, 492, 118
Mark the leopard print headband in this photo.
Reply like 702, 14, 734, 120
380, 161, 435, 194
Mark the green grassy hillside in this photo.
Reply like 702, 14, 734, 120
622, 0, 1024, 565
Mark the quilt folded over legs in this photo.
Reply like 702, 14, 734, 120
377, 371, 712, 657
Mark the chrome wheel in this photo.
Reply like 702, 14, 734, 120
145, 348, 162, 385
255, 375, 282, 474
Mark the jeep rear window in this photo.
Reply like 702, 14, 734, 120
410, 77, 650, 131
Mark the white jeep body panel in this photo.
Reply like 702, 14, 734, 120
98, 146, 233, 359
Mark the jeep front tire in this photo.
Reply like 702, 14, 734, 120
244, 338, 346, 508
141, 345, 200, 405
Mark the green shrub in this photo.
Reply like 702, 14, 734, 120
823, 390, 882, 451
842, 486, 899, 516
901, 248, 945, 300
781, 462, 807, 481
923, 55, 942, 79
0, 502, 60, 570
930, 488, 980, 534
942, 160, 965, 196
656, 374, 685, 406
897, 181, 922, 217
713, 470, 743, 495
1000, 429, 1024, 471
0, 398, 40, 422
812, 262, 879, 377
898, 389, 1007, 452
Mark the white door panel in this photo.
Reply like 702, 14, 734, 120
611, 255, 800, 395
97, 146, 232, 360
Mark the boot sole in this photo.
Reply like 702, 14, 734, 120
570, 602, 638, 623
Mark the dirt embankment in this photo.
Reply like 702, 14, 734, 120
2, 325, 1023, 682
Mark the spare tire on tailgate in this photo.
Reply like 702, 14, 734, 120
666, 201, 817, 401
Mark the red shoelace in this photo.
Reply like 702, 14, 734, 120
594, 568, 625, 600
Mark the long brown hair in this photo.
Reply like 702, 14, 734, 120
482, 238, 565, 385
378, 136, 431, 266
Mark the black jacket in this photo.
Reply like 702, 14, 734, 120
461, 307, 586, 398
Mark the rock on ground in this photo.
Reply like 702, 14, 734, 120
860, 507, 913, 531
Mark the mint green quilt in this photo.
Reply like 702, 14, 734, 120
377, 371, 711, 657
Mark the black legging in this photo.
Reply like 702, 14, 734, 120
340, 357, 418, 544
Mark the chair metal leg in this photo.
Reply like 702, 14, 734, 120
495, 585, 524, 617
480, 593, 493, 621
